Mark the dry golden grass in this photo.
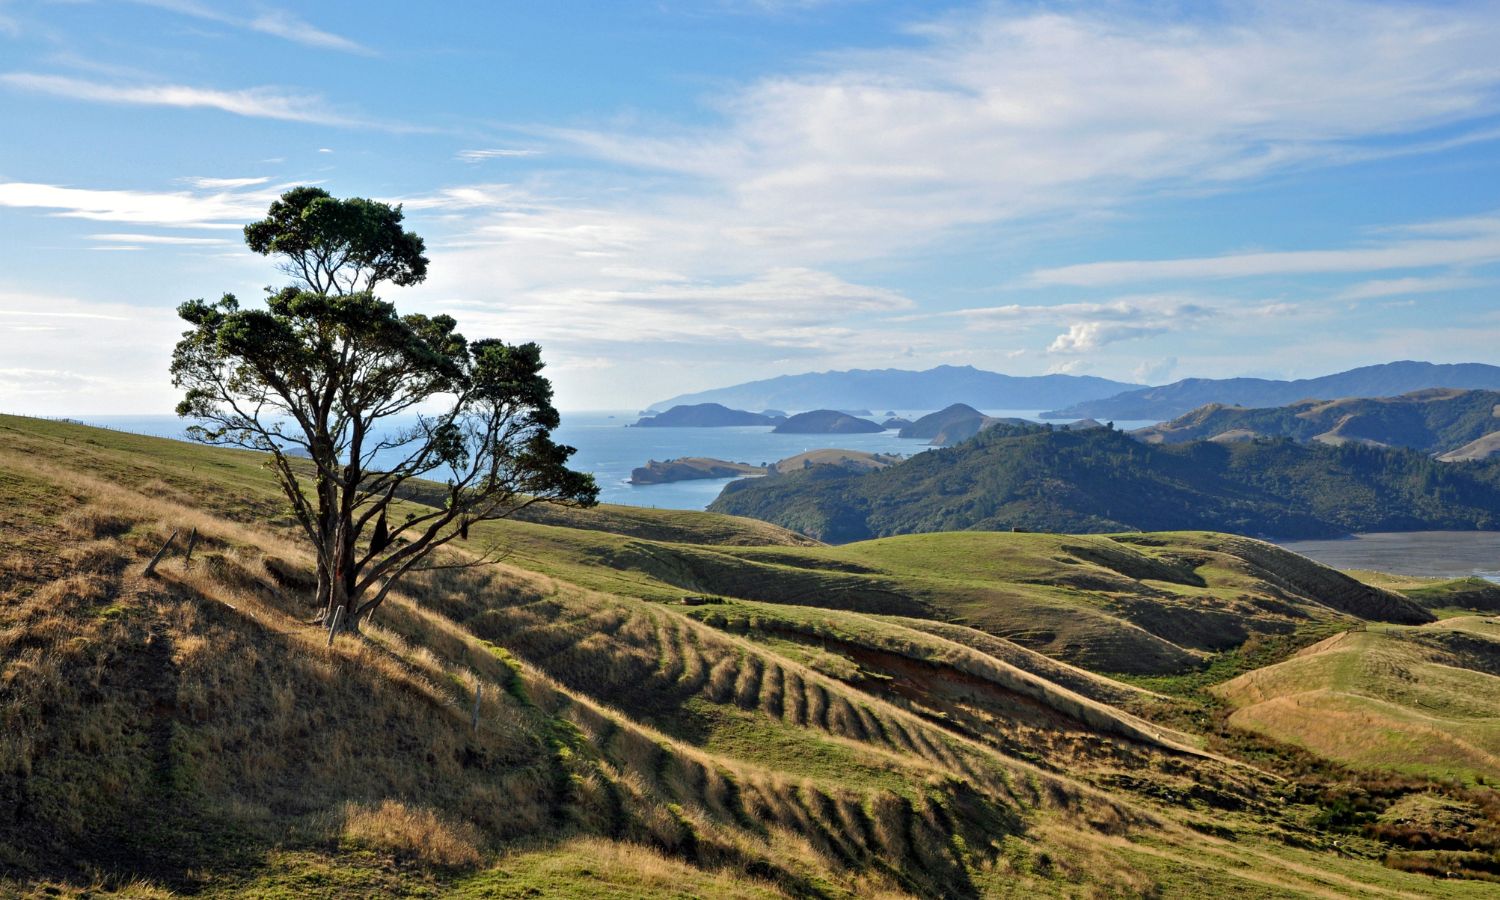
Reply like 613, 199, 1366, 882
339, 799, 484, 868
8, 416, 1500, 898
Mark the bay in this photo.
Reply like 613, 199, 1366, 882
1277, 531, 1500, 581
73, 408, 1148, 511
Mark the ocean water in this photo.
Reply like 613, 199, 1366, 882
74, 408, 1143, 511
1276, 531, 1500, 581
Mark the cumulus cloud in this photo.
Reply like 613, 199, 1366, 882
1048, 322, 1167, 353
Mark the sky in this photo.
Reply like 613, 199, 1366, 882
2, 0, 1499, 414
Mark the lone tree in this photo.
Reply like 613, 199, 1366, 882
172, 186, 597, 631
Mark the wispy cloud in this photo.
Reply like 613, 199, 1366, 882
544, 3, 1500, 263
128, 0, 371, 54
1336, 275, 1491, 301
183, 176, 269, 190
90, 233, 232, 245
424, 266, 912, 351
456, 148, 542, 163
1029, 215, 1500, 287
1, 72, 354, 124
0, 181, 271, 228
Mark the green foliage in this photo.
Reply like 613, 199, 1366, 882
171, 187, 596, 627
243, 185, 428, 294
711, 425, 1500, 542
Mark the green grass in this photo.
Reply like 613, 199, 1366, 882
1216, 617, 1500, 784
8, 413, 1500, 896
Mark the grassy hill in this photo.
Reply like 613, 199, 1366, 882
5, 414, 1500, 895
1216, 618, 1500, 784
1135, 388, 1500, 456
709, 423, 1500, 542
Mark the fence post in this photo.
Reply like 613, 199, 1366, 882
326, 605, 345, 647
472, 683, 482, 733
143, 530, 180, 577
183, 527, 199, 566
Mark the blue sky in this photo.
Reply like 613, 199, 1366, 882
2, 0, 1499, 414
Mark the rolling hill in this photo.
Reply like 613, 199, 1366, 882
649, 365, 1142, 413
1044, 361, 1500, 421
1217, 617, 1500, 784
5, 414, 1500, 894
709, 423, 1500, 542
1134, 388, 1500, 456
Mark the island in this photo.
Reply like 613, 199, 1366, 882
629, 457, 766, 484
772, 409, 885, 434
630, 449, 903, 485
631, 403, 777, 427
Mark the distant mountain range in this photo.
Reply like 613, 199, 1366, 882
1044, 361, 1500, 420
709, 423, 1500, 543
1134, 388, 1500, 459
648, 365, 1142, 412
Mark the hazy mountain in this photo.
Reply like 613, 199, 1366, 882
1044, 361, 1500, 420
709, 423, 1500, 543
1134, 388, 1500, 457
648, 365, 1143, 412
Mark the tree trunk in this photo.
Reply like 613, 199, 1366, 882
315, 563, 332, 622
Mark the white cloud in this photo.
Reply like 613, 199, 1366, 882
1030, 215, 1500, 287
420, 266, 912, 351
243, 9, 369, 54
1, 72, 357, 124
1046, 359, 1088, 375
544, 3, 1500, 263
183, 176, 270, 190
1336, 274, 1490, 301
1048, 322, 1168, 353
1134, 357, 1178, 385
456, 149, 542, 163
90, 233, 232, 245
0, 289, 184, 414
128, 0, 370, 54
0, 181, 271, 228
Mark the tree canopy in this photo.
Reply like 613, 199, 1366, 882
172, 187, 597, 630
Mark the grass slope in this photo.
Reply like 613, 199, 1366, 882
1216, 618, 1500, 784
4, 414, 1500, 895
